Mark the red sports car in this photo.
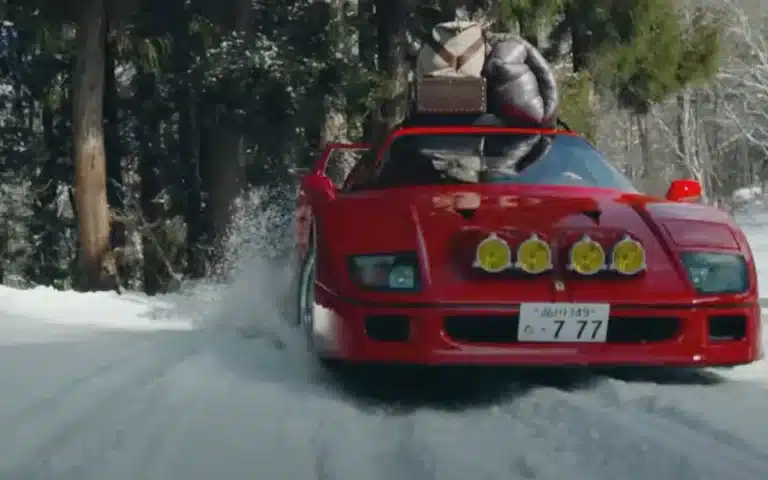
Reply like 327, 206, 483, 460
291, 125, 762, 368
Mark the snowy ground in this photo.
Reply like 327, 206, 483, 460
1, 211, 768, 479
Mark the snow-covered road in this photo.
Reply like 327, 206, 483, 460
1, 218, 767, 479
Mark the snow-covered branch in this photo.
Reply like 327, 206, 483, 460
718, 0, 768, 156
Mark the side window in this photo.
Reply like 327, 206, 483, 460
324, 148, 368, 189
344, 156, 374, 190
373, 136, 475, 188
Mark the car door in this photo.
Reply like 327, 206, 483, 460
294, 143, 370, 260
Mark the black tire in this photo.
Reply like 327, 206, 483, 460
296, 246, 316, 329
296, 235, 343, 372
290, 220, 316, 326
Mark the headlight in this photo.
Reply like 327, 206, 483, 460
515, 233, 552, 274
348, 253, 420, 291
680, 252, 748, 294
473, 233, 512, 273
568, 235, 605, 275
610, 234, 646, 275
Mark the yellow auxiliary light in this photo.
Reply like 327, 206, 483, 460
474, 233, 512, 273
568, 234, 606, 275
610, 234, 646, 275
515, 233, 553, 274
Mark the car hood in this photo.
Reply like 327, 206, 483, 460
322, 186, 748, 304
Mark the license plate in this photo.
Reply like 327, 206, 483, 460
518, 303, 610, 343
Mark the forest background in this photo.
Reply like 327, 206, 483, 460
0, 0, 765, 294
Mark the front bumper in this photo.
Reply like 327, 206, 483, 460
312, 288, 763, 367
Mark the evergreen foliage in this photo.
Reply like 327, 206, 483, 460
0, 0, 759, 292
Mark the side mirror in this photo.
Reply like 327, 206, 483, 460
666, 179, 702, 202
302, 173, 337, 203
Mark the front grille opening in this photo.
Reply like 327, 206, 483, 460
607, 317, 680, 343
444, 315, 519, 343
443, 315, 680, 344
364, 315, 410, 342
708, 315, 746, 341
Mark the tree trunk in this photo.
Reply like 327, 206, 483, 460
26, 99, 61, 285
233, 0, 251, 31
300, 1, 332, 167
165, 0, 207, 278
206, 122, 245, 264
567, 2, 589, 72
197, 110, 216, 269
104, 19, 123, 248
182, 99, 206, 278
636, 114, 658, 194
103, 17, 127, 289
676, 89, 692, 177
373, 0, 410, 139
137, 68, 164, 294
72, 0, 118, 292
358, 0, 376, 139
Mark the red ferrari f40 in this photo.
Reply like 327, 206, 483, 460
291, 126, 762, 369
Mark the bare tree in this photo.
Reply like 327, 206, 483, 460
719, 0, 768, 157
710, 0, 768, 199
589, 0, 768, 204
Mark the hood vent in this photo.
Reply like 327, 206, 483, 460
455, 207, 476, 220
582, 209, 602, 225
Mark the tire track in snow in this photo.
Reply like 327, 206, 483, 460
0, 335, 162, 431
327, 367, 767, 480
308, 365, 767, 479
308, 367, 599, 480
358, 401, 597, 480
86, 371, 197, 480
0, 332, 207, 479
589, 375, 768, 465
379, 416, 438, 480
117, 357, 223, 480
5, 372, 180, 480
2, 318, 766, 480
40, 342, 215, 480
498, 380, 768, 480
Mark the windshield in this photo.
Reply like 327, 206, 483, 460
373, 133, 637, 192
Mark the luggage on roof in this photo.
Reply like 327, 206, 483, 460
410, 21, 558, 127
413, 19, 488, 115
391, 20, 561, 182
482, 36, 559, 128
416, 20, 486, 78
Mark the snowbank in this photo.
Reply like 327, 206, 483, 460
0, 285, 199, 332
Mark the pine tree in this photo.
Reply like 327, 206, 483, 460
590, 0, 722, 184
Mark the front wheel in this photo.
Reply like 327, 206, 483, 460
296, 242, 342, 371
296, 246, 316, 331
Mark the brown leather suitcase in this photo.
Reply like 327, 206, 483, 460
413, 76, 487, 115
